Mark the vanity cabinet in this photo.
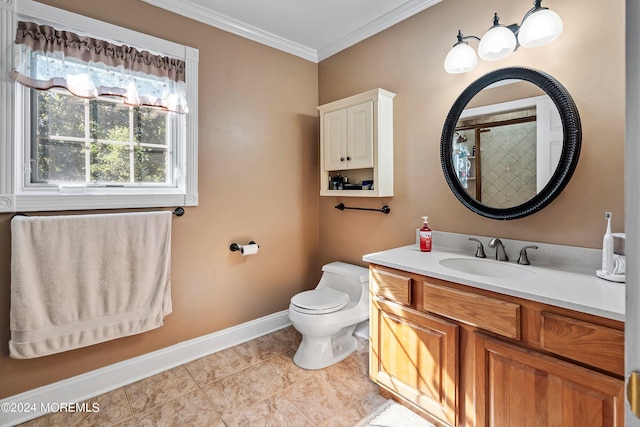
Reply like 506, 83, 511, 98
370, 268, 458, 425
318, 88, 395, 197
475, 333, 624, 427
369, 265, 625, 427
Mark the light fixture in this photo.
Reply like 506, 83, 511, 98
444, 0, 563, 74
443, 31, 479, 74
477, 14, 517, 61
518, 2, 563, 48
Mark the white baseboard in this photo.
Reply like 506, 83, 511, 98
0, 310, 291, 427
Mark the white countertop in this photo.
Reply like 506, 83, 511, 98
363, 244, 625, 322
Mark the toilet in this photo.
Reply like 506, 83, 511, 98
288, 261, 369, 370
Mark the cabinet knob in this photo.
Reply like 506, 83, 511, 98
340, 157, 345, 161
347, 156, 351, 161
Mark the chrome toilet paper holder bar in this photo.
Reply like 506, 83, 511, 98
230, 241, 259, 252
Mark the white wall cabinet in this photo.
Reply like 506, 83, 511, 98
323, 101, 374, 171
318, 88, 395, 197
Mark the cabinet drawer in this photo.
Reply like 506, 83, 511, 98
371, 268, 411, 305
540, 312, 624, 376
422, 281, 520, 339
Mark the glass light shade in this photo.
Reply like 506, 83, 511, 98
444, 43, 478, 74
518, 9, 563, 48
478, 26, 517, 61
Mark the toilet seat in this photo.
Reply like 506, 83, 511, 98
290, 288, 350, 314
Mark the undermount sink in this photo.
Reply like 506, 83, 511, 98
439, 257, 538, 280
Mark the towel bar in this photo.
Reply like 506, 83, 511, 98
335, 203, 391, 214
11, 208, 185, 219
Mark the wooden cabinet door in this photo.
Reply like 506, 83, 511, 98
371, 299, 458, 425
475, 333, 624, 427
346, 100, 374, 169
323, 108, 347, 170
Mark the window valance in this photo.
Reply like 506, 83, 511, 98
10, 21, 188, 113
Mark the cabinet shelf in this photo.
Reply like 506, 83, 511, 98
322, 189, 376, 196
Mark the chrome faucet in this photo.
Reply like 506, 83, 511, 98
488, 238, 509, 261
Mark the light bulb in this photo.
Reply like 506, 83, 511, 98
518, 8, 563, 48
478, 25, 517, 61
444, 43, 478, 74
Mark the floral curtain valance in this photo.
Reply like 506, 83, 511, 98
10, 21, 188, 113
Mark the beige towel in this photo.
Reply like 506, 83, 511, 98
10, 211, 172, 359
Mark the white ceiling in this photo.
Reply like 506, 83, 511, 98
141, 0, 441, 62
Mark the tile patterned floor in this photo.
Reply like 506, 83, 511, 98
18, 326, 388, 426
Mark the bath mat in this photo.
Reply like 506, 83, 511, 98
353, 400, 436, 427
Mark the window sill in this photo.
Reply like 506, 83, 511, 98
1, 192, 198, 213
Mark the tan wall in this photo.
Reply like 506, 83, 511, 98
0, 0, 319, 398
318, 0, 625, 267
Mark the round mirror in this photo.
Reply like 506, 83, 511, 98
441, 67, 581, 220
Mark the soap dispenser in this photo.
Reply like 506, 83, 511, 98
419, 216, 432, 252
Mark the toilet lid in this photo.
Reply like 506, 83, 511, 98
291, 288, 350, 314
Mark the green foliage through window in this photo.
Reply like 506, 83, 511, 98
34, 90, 171, 185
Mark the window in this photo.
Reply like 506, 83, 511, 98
33, 90, 174, 187
0, 0, 198, 212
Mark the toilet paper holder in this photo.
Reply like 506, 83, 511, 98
230, 241, 259, 252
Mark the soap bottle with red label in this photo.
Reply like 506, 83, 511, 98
419, 216, 432, 252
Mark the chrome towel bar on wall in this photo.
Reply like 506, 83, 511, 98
335, 203, 391, 214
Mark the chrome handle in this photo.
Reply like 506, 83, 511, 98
469, 238, 486, 258
517, 245, 538, 265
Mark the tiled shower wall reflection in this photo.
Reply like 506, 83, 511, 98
456, 107, 537, 208
481, 121, 536, 208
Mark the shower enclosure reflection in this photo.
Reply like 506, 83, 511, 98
453, 80, 562, 209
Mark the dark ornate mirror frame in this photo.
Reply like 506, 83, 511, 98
441, 67, 582, 220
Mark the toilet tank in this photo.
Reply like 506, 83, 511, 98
318, 262, 369, 300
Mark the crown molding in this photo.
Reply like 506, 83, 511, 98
317, 0, 441, 61
141, 0, 318, 62
141, 0, 441, 63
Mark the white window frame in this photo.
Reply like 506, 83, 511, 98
0, 0, 199, 212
